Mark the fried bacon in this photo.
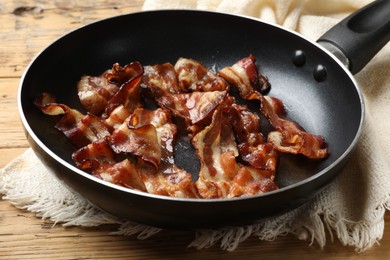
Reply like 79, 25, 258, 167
229, 165, 279, 197
193, 108, 277, 198
73, 138, 116, 169
77, 71, 119, 115
77, 62, 143, 115
104, 75, 143, 117
109, 108, 168, 169
138, 161, 199, 198
100, 159, 146, 191
103, 104, 132, 131
156, 90, 228, 125
35, 93, 110, 148
141, 63, 182, 97
228, 104, 278, 175
174, 57, 228, 92
69, 106, 198, 198
262, 96, 328, 159
106, 61, 143, 85
219, 54, 270, 98
192, 108, 238, 198
220, 55, 328, 159
72, 139, 146, 191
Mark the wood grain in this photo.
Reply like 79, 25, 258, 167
0, 0, 144, 78
1, 0, 389, 259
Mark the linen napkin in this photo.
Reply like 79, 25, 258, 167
1, 0, 390, 252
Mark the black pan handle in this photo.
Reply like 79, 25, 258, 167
317, 0, 390, 74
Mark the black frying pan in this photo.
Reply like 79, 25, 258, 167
19, 1, 390, 228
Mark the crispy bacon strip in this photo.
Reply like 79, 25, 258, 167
72, 139, 146, 191
104, 75, 143, 117
109, 107, 178, 169
193, 107, 277, 198
220, 55, 328, 159
174, 57, 228, 92
132, 108, 199, 198
106, 61, 143, 85
138, 161, 199, 198
109, 107, 198, 197
141, 63, 182, 97
156, 90, 228, 125
262, 96, 328, 159
229, 165, 278, 197
35, 93, 110, 148
109, 110, 162, 169
77, 71, 119, 115
228, 104, 278, 175
103, 104, 132, 132
72, 138, 116, 169
77, 62, 143, 115
192, 108, 238, 198
219, 54, 270, 98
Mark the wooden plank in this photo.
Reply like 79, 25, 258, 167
0, 78, 29, 150
0, 147, 28, 168
0, 0, 144, 13
0, 0, 143, 78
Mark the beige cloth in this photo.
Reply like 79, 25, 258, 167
1, 0, 390, 252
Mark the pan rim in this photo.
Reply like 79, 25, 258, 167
17, 9, 365, 204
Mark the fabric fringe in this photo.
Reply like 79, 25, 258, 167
0, 149, 119, 227
111, 222, 162, 240
187, 195, 390, 252
4, 192, 119, 227
185, 208, 385, 252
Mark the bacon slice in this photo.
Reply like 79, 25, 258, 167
109, 109, 164, 169
138, 161, 199, 198
105, 61, 143, 85
104, 75, 143, 117
174, 57, 228, 92
228, 104, 278, 175
262, 96, 328, 159
132, 108, 199, 198
35, 93, 110, 148
72, 138, 116, 169
110, 107, 198, 197
103, 104, 132, 132
72, 139, 146, 191
229, 165, 279, 197
77, 71, 119, 115
100, 159, 146, 191
77, 62, 143, 115
141, 63, 182, 97
156, 90, 228, 125
193, 107, 277, 198
192, 108, 238, 198
220, 55, 328, 159
218, 54, 270, 99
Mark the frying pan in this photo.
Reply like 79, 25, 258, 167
18, 1, 390, 228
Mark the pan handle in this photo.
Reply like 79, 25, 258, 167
317, 0, 390, 74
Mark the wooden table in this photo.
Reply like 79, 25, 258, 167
1, 1, 389, 259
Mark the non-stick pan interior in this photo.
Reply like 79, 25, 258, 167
19, 10, 363, 227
